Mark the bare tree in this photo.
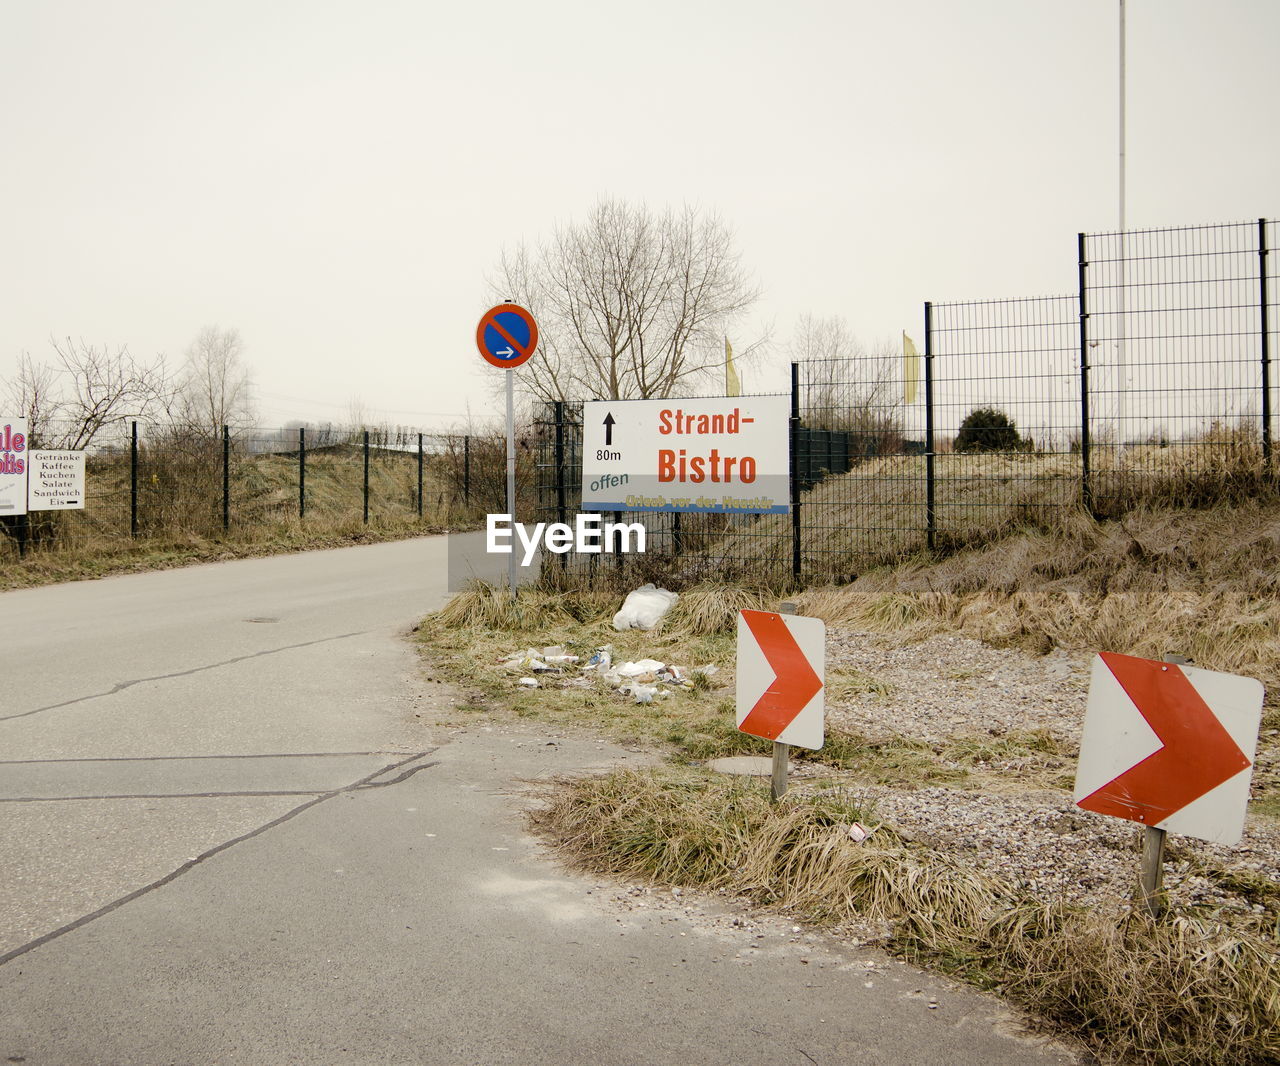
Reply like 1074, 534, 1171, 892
791, 315, 905, 452
174, 326, 252, 435
493, 199, 760, 404
2, 338, 170, 449
3, 352, 60, 445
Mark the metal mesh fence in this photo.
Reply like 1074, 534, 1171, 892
8, 219, 1273, 574
928, 295, 1082, 548
1081, 220, 1276, 513
0, 420, 508, 559
535, 218, 1279, 588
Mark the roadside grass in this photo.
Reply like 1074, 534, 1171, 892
421, 581, 754, 753
533, 765, 1280, 1066
419, 574, 1280, 1065
0, 443, 475, 589
419, 581, 1075, 788
423, 581, 1098, 801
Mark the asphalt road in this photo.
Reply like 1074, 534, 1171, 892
0, 539, 1079, 1065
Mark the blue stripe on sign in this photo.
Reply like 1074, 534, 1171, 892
586, 501, 790, 515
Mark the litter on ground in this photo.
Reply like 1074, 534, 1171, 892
499, 640, 714, 703
617, 658, 666, 677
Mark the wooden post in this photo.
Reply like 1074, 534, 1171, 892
1139, 824, 1167, 919
1138, 653, 1191, 918
771, 742, 790, 803
772, 600, 800, 802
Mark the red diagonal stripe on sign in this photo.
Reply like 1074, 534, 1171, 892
739, 610, 823, 741
484, 314, 530, 358
1078, 652, 1251, 825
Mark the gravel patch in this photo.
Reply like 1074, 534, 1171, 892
819, 627, 1280, 916
826, 631, 1090, 744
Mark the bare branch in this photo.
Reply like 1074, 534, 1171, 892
490, 199, 760, 404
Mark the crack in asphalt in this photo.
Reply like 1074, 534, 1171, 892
0, 750, 440, 968
0, 757, 441, 803
0, 631, 370, 723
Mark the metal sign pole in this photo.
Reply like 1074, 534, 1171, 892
506, 369, 517, 598
475, 302, 538, 599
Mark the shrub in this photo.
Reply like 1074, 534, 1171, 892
954, 406, 1027, 453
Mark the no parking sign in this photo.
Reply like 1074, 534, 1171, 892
476, 304, 538, 369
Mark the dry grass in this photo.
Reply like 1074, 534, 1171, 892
664, 582, 772, 635
419, 581, 1045, 785
534, 766, 1280, 1066
417, 581, 761, 756
0, 444, 462, 585
791, 499, 1280, 688
987, 904, 1280, 1066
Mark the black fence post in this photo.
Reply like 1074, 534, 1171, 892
417, 432, 424, 518
924, 303, 936, 552
465, 434, 473, 510
299, 427, 306, 519
553, 402, 567, 526
1078, 232, 1094, 513
17, 513, 27, 559
1261, 218, 1272, 469
130, 421, 138, 537
222, 425, 230, 533
363, 429, 370, 524
790, 362, 802, 585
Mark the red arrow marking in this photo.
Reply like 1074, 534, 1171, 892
739, 610, 823, 741
1078, 652, 1252, 825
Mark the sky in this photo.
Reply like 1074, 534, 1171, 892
3, 0, 1277, 432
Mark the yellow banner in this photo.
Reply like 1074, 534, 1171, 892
725, 336, 741, 397
903, 331, 920, 405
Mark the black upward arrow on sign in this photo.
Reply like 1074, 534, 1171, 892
603, 412, 616, 446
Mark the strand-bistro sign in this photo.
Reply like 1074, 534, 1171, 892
581, 395, 790, 514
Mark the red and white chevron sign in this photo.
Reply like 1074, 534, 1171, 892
1074, 652, 1263, 845
736, 610, 825, 751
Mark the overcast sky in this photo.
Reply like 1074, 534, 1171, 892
3, 0, 1277, 431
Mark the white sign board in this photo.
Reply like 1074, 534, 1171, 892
736, 609, 825, 751
0, 417, 29, 517
581, 395, 790, 514
1074, 652, 1262, 845
28, 451, 86, 511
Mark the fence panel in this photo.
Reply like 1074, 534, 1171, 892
1082, 221, 1273, 512
928, 295, 1082, 548
0, 421, 489, 561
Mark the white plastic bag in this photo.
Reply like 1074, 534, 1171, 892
612, 584, 679, 631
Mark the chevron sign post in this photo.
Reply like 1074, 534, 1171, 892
1074, 652, 1263, 846
736, 609, 825, 751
